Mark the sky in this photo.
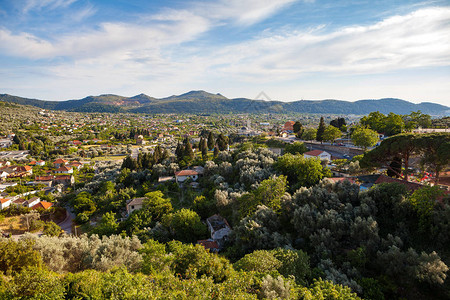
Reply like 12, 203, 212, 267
0, 0, 449, 106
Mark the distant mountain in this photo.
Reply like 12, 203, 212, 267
0, 91, 448, 115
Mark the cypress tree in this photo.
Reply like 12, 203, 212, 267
316, 117, 325, 143
207, 132, 215, 150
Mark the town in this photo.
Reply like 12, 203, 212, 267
0, 99, 449, 299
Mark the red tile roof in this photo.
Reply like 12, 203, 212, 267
197, 239, 219, 251
36, 176, 54, 181
304, 150, 324, 156
32, 201, 53, 210
374, 175, 423, 192
53, 158, 68, 164
0, 198, 10, 204
56, 166, 72, 172
175, 170, 198, 176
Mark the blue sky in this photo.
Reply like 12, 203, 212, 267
0, 0, 449, 105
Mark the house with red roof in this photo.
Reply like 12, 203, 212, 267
175, 169, 199, 183
32, 201, 53, 210
0, 197, 12, 210
197, 239, 220, 252
304, 150, 331, 161
53, 158, 68, 168
55, 166, 73, 174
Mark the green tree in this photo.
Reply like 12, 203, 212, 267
416, 133, 450, 184
323, 125, 341, 143
301, 128, 317, 141
162, 209, 208, 243
384, 112, 405, 136
285, 142, 308, 155
92, 212, 118, 237
409, 186, 444, 230
316, 117, 326, 142
360, 111, 386, 133
43, 221, 62, 237
207, 132, 215, 150
293, 121, 304, 137
0, 239, 43, 274
217, 133, 229, 151
361, 133, 417, 180
275, 153, 330, 189
143, 191, 173, 222
351, 127, 379, 151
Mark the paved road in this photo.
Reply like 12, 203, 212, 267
58, 208, 75, 234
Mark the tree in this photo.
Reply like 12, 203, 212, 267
330, 117, 346, 129
213, 146, 219, 158
92, 212, 118, 237
293, 121, 303, 136
162, 209, 208, 243
416, 133, 450, 184
20, 211, 40, 232
200, 138, 208, 159
360, 111, 386, 133
316, 117, 326, 142
284, 142, 307, 155
323, 125, 342, 143
275, 153, 330, 189
361, 133, 418, 180
217, 133, 229, 151
183, 139, 194, 162
43, 221, 62, 237
409, 186, 444, 230
384, 112, 404, 136
0, 239, 43, 274
143, 191, 173, 223
207, 132, 215, 150
301, 128, 317, 141
351, 127, 379, 151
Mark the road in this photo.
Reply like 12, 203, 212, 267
58, 208, 76, 234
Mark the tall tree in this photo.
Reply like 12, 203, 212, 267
293, 121, 303, 137
351, 127, 379, 151
207, 132, 215, 150
316, 117, 325, 143
216, 133, 229, 151
323, 125, 342, 143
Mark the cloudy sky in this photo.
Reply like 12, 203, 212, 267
0, 0, 449, 105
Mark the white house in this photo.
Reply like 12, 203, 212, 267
55, 166, 73, 174
0, 197, 12, 209
126, 197, 146, 215
304, 150, 332, 161
206, 214, 232, 243
175, 170, 199, 183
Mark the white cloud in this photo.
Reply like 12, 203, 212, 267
22, 0, 78, 13
207, 7, 450, 80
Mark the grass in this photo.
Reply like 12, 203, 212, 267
0, 216, 27, 235
90, 155, 126, 161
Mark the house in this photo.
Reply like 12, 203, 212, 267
54, 175, 75, 186
53, 158, 68, 168
0, 198, 12, 209
55, 166, 73, 174
197, 239, 220, 252
16, 165, 33, 175
0, 161, 11, 167
0, 139, 12, 148
175, 170, 199, 183
283, 121, 295, 132
32, 201, 53, 210
304, 150, 332, 161
68, 161, 83, 170
36, 160, 46, 166
357, 174, 424, 192
206, 214, 232, 247
126, 197, 146, 215
0, 182, 17, 192
14, 197, 40, 208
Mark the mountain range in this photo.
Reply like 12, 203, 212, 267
0, 91, 448, 115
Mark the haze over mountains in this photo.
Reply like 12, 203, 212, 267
0, 91, 448, 115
